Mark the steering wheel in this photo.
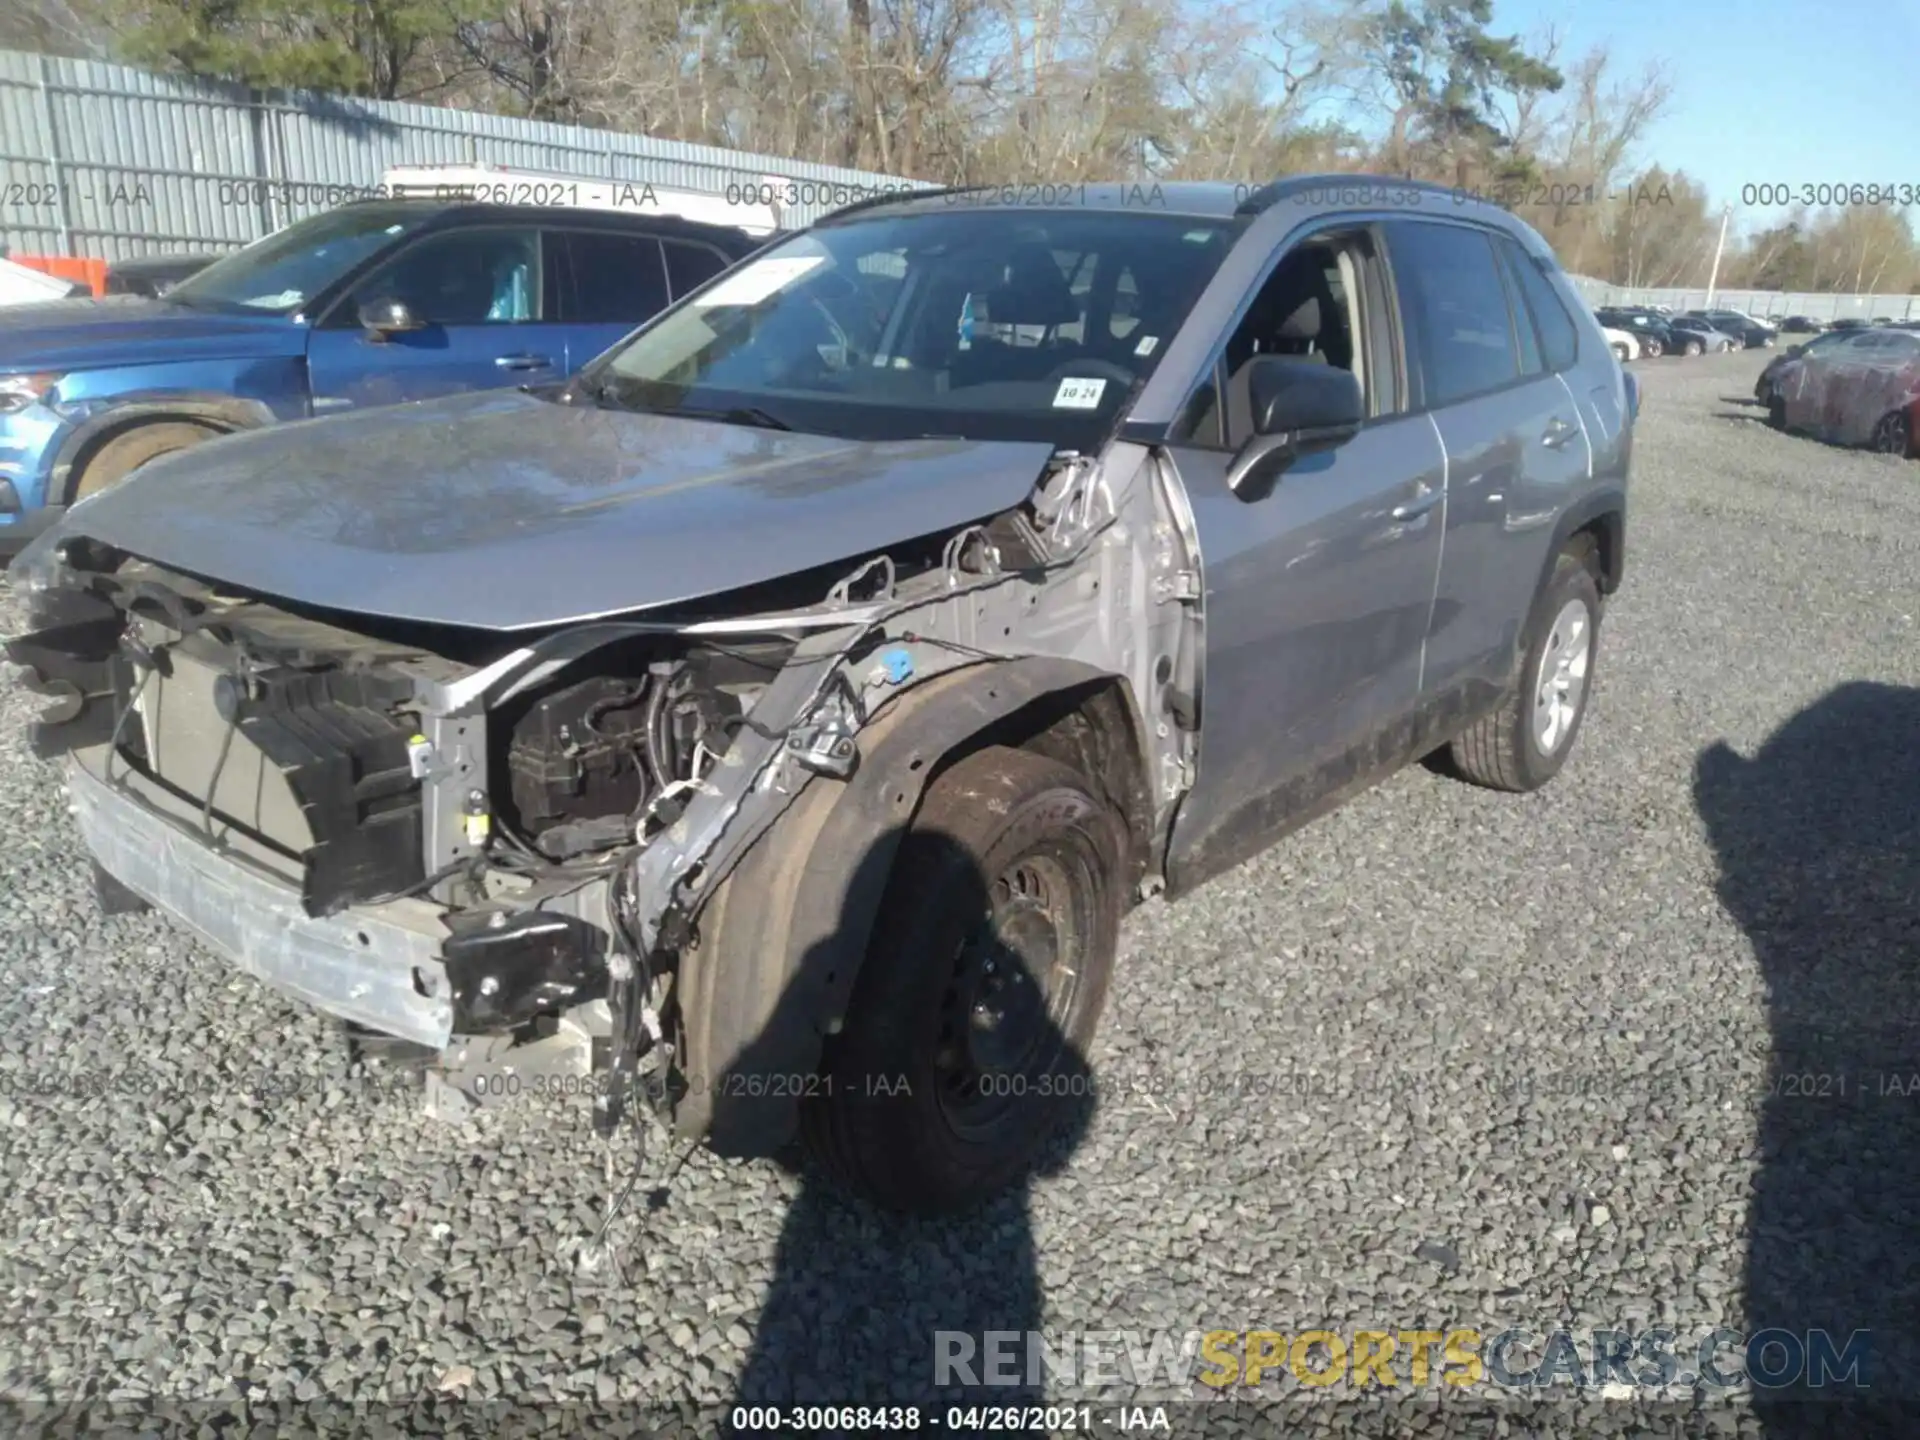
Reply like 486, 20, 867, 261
1038, 358, 1137, 389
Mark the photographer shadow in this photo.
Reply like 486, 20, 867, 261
1694, 682, 1920, 1436
714, 818, 1100, 1436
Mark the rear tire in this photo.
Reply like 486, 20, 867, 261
1641, 338, 1663, 358
1611, 343, 1629, 363
1447, 547, 1603, 793
802, 745, 1125, 1212
70, 421, 217, 502
1870, 410, 1912, 458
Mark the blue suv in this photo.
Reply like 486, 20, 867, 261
0, 200, 760, 556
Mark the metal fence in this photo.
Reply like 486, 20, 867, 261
3, 44, 1919, 325
0, 47, 929, 261
1563, 274, 1917, 322
1589, 286, 1917, 322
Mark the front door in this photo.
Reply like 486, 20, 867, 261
1161, 228, 1447, 888
306, 226, 563, 413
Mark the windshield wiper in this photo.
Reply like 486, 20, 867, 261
578, 377, 792, 432
666, 404, 792, 432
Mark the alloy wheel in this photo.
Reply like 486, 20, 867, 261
1872, 412, 1911, 457
1533, 598, 1593, 755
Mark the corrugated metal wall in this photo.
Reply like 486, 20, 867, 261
1584, 286, 1918, 321
0, 47, 931, 260
3, 44, 1918, 324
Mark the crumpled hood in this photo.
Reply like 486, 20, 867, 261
58, 388, 1061, 631
0, 295, 304, 371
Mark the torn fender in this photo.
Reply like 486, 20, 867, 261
677, 655, 1125, 1157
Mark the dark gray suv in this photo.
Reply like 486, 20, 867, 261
8, 176, 1632, 1212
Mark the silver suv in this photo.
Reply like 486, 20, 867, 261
8, 177, 1633, 1212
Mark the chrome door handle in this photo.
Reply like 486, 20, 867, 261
495, 354, 554, 371
1390, 487, 1442, 522
1542, 416, 1579, 448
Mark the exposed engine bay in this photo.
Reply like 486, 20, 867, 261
4, 444, 1202, 1155
500, 647, 780, 862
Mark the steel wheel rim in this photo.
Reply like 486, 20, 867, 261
934, 846, 1090, 1138
1532, 598, 1592, 755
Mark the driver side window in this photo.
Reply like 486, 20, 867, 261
346, 228, 541, 326
1172, 233, 1370, 451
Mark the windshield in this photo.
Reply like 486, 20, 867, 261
166, 205, 433, 314
584, 208, 1239, 445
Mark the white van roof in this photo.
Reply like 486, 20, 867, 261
379, 165, 782, 237
0, 255, 83, 306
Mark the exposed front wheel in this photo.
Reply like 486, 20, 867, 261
802, 745, 1125, 1212
1684, 339, 1704, 357
1768, 397, 1787, 430
70, 421, 217, 502
1871, 410, 1912, 457
1611, 343, 1629, 363
1445, 547, 1602, 793
1642, 338, 1663, 358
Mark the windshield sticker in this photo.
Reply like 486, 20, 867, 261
1053, 377, 1108, 409
1134, 335, 1159, 357
696, 254, 827, 307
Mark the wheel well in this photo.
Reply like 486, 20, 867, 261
63, 414, 227, 502
1565, 512, 1622, 594
927, 679, 1154, 893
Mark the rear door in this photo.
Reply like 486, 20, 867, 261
549, 228, 672, 371
552, 229, 738, 370
1381, 219, 1591, 706
306, 225, 561, 412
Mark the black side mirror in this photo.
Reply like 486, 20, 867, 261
358, 297, 424, 340
1227, 355, 1364, 500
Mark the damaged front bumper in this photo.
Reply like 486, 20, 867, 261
67, 752, 458, 1048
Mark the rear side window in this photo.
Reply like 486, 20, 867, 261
1498, 237, 1579, 373
1385, 221, 1519, 407
664, 240, 730, 299
556, 231, 670, 323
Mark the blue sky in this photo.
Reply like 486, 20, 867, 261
1494, 0, 1918, 236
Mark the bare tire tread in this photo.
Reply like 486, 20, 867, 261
72, 421, 217, 502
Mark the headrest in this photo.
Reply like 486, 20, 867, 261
981, 244, 1079, 329
1277, 295, 1322, 343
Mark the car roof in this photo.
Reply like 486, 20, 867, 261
823, 173, 1546, 222
817, 181, 1248, 223
813, 174, 1564, 256
338, 197, 760, 250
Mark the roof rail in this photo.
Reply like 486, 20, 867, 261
815, 184, 986, 226
1233, 173, 1488, 218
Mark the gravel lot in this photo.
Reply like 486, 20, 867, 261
3, 350, 1917, 1434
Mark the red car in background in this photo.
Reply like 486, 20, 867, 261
1768, 326, 1920, 458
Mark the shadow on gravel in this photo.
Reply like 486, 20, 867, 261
716, 824, 1096, 1436
1695, 683, 1920, 1437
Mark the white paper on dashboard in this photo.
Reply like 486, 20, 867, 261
696, 255, 828, 307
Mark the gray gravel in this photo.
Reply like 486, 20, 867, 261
2, 350, 1917, 1434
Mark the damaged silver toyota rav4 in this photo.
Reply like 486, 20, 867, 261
7, 179, 1632, 1212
